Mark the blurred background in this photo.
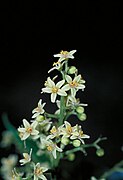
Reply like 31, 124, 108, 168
0, 1, 123, 179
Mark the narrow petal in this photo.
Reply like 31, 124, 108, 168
74, 75, 81, 82
53, 53, 61, 57
65, 75, 72, 83
18, 127, 25, 133
56, 145, 63, 152
69, 50, 77, 55
39, 174, 47, 180
23, 119, 30, 128
57, 89, 67, 96
31, 130, 39, 136
82, 134, 90, 139
47, 77, 55, 87
31, 121, 38, 129
61, 84, 70, 91
76, 84, 85, 89
51, 93, 57, 103
52, 149, 57, 159
56, 80, 65, 88
42, 87, 52, 93
22, 133, 30, 140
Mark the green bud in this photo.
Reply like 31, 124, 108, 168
36, 115, 45, 122
67, 153, 75, 161
76, 106, 84, 114
73, 140, 81, 147
78, 113, 87, 121
96, 148, 104, 157
68, 66, 77, 74
61, 137, 70, 145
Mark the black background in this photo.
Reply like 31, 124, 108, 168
0, 1, 123, 179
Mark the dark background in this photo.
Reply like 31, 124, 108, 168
0, 1, 123, 179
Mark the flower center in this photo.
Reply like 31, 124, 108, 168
66, 126, 72, 134
35, 168, 42, 175
60, 50, 68, 55
50, 126, 57, 134
26, 127, 33, 134
47, 145, 53, 151
52, 87, 58, 93
24, 153, 29, 160
69, 81, 78, 88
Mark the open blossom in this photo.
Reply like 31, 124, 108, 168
41, 138, 63, 159
46, 125, 64, 140
18, 119, 39, 140
42, 77, 68, 103
19, 148, 32, 165
53, 50, 77, 62
34, 163, 48, 180
32, 99, 46, 118
61, 121, 78, 138
70, 125, 90, 144
64, 74, 85, 96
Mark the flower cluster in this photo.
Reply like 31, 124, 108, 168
1, 50, 106, 180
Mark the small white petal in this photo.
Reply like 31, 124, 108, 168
31, 121, 38, 129
53, 53, 61, 57
22, 132, 30, 140
61, 84, 70, 91
42, 87, 52, 93
52, 149, 57, 159
47, 77, 55, 87
56, 80, 65, 88
74, 75, 81, 82
23, 119, 30, 128
39, 174, 47, 180
51, 93, 57, 103
31, 130, 39, 136
57, 89, 67, 96
65, 75, 72, 83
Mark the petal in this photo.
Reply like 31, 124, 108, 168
65, 75, 72, 83
61, 84, 70, 91
56, 80, 65, 88
47, 77, 55, 87
39, 174, 47, 180
53, 53, 61, 57
82, 134, 90, 139
42, 87, 52, 93
23, 119, 30, 128
51, 93, 57, 103
76, 84, 85, 89
71, 88, 76, 97
57, 89, 67, 96
18, 127, 25, 133
42, 167, 48, 172
31, 130, 39, 136
32, 113, 40, 118
31, 121, 38, 129
74, 75, 81, 82
52, 149, 57, 159
22, 133, 30, 140
69, 50, 77, 55
56, 145, 63, 152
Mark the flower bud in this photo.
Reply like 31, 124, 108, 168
67, 153, 75, 161
68, 66, 77, 74
96, 148, 104, 157
76, 106, 84, 114
73, 140, 81, 147
61, 137, 70, 145
78, 113, 87, 121
36, 115, 45, 122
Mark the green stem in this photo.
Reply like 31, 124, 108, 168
59, 96, 65, 125
45, 112, 59, 119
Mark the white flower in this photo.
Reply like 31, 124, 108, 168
18, 119, 39, 140
42, 77, 68, 103
46, 125, 64, 140
34, 163, 48, 180
1, 130, 13, 147
71, 125, 90, 144
53, 50, 77, 62
61, 121, 78, 138
41, 139, 63, 159
32, 99, 46, 118
64, 74, 85, 96
19, 148, 32, 165
66, 95, 88, 108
